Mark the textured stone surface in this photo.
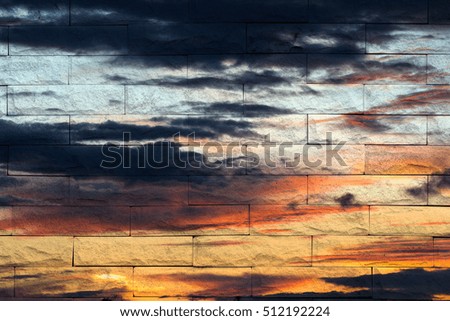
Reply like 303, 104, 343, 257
0, 207, 12, 236
247, 24, 365, 53
132, 206, 249, 236
428, 56, 450, 84
0, 237, 73, 266
8, 85, 124, 115
9, 26, 127, 55
0, 1, 69, 25
0, 116, 69, 144
15, 267, 133, 299
0, 268, 14, 298
134, 267, 251, 297
365, 146, 450, 174
0, 56, 69, 85
250, 205, 368, 235
308, 176, 428, 205
70, 115, 188, 145
74, 237, 192, 266
373, 268, 450, 300
434, 239, 450, 267
365, 85, 450, 115
189, 176, 307, 205
246, 144, 365, 175
429, 175, 450, 206
307, 54, 427, 84
308, 115, 427, 145
70, 56, 187, 85
0, 28, 8, 55
367, 25, 450, 54
71, 0, 188, 24
430, 0, 450, 23
70, 176, 188, 206
191, 0, 308, 22
370, 207, 450, 237
0, 176, 69, 206
309, 0, 427, 23
194, 236, 311, 266
13, 206, 130, 236
0, 87, 6, 115
313, 236, 434, 267
129, 23, 246, 55
428, 116, 450, 145
252, 267, 372, 297
126, 85, 242, 115
245, 84, 363, 114
189, 54, 306, 86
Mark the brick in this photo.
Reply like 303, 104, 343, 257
134, 267, 251, 297
0, 28, 7, 55
129, 23, 245, 55
313, 236, 434, 267
191, 0, 308, 22
429, 175, 450, 205
367, 25, 450, 54
252, 267, 372, 298
71, 0, 188, 24
0, 116, 69, 144
70, 56, 186, 85
0, 56, 69, 85
9, 26, 127, 55
189, 54, 306, 86
0, 176, 69, 206
179, 143, 247, 176
365, 85, 450, 115
15, 267, 133, 299
0, 87, 5, 115
0, 1, 69, 25
373, 268, 450, 300
0, 207, 12, 236
251, 205, 368, 235
187, 115, 307, 143
370, 206, 450, 237
126, 85, 242, 115
194, 236, 311, 266
70, 176, 188, 206
428, 56, 450, 84
365, 146, 450, 175
308, 176, 428, 206
309, 0, 427, 23
70, 115, 189, 145
428, 116, 450, 145
131, 206, 248, 236
8, 145, 190, 177
245, 84, 363, 114
247, 24, 364, 53
189, 176, 307, 205
434, 238, 450, 267
0, 268, 14, 298
8, 85, 124, 115
430, 0, 450, 23
13, 206, 130, 236
308, 115, 427, 145
307, 54, 426, 84
246, 144, 365, 175
0, 146, 7, 175
74, 237, 192, 266
0, 237, 72, 266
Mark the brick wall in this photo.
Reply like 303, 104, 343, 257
0, 0, 449, 300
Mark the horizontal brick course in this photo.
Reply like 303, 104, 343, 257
8, 85, 124, 115
194, 235, 311, 266
74, 237, 193, 266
